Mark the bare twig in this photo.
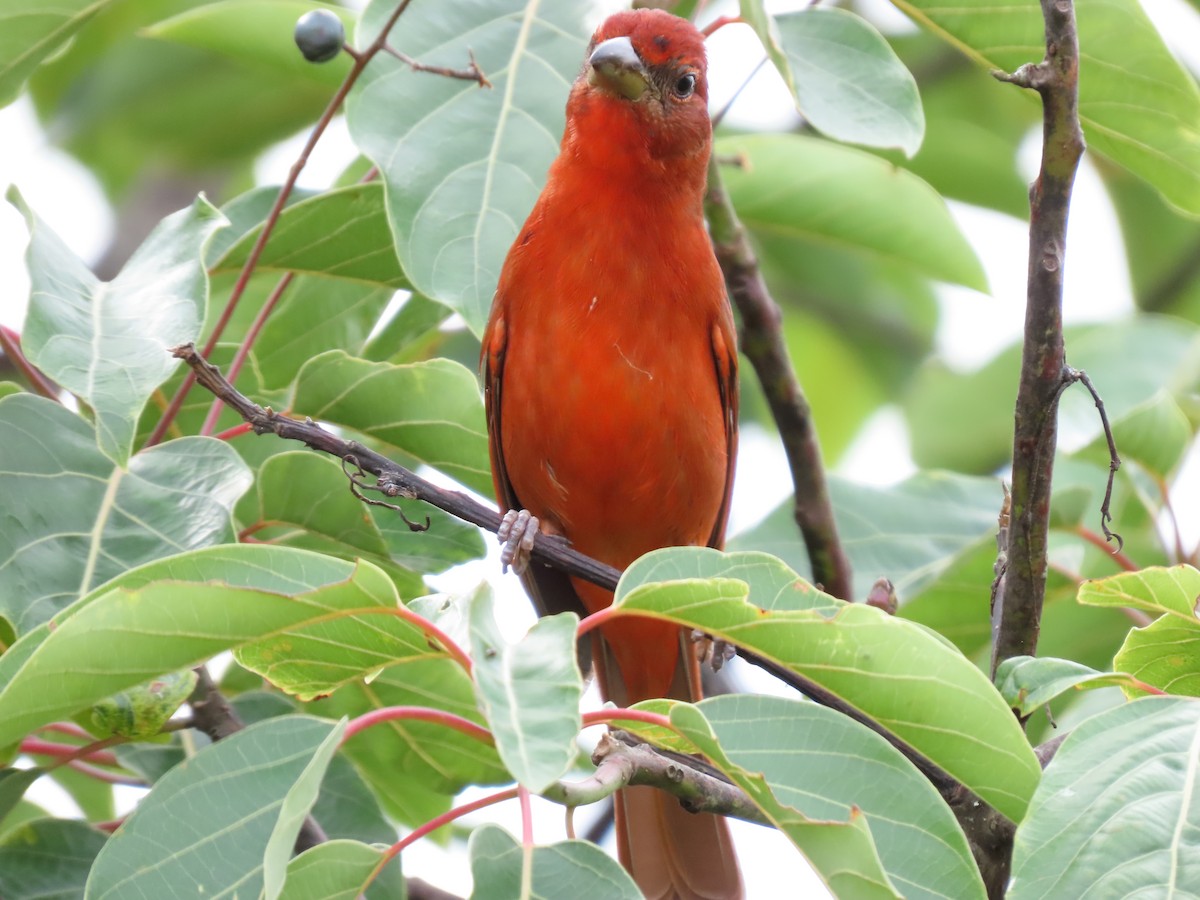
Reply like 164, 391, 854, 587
381, 45, 492, 87
704, 157, 853, 602
990, 0, 1086, 679
542, 731, 770, 826
173, 343, 622, 591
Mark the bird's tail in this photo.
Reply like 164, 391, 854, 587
615, 785, 744, 900
591, 621, 745, 900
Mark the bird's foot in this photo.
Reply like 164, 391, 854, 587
691, 629, 736, 672
497, 509, 540, 575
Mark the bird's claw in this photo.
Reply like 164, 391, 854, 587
691, 629, 736, 672
498, 509, 539, 575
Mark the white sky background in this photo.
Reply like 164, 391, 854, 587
2, 0, 1199, 896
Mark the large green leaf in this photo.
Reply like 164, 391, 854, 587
292, 350, 492, 495
718, 133, 987, 292
346, 0, 593, 335
1009, 696, 1200, 898
239, 450, 484, 580
0, 394, 251, 635
682, 695, 985, 899
616, 547, 1042, 822
731, 470, 1002, 604
891, 0, 1200, 216
0, 545, 432, 744
994, 656, 1143, 716
11, 190, 225, 463
742, 4, 924, 155
1078, 565, 1200, 619
0, 818, 108, 900
84, 715, 344, 900
469, 585, 582, 792
468, 823, 642, 900
311, 658, 508, 826
249, 278, 396, 393
0, 0, 113, 107
279, 840, 389, 900
210, 183, 409, 290
1114, 615, 1200, 697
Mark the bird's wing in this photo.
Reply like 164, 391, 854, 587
706, 308, 739, 551
481, 312, 591, 625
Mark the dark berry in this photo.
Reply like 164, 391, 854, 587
294, 9, 345, 63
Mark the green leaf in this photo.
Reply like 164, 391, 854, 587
885, 43, 1035, 218
312, 658, 508, 826
347, 0, 593, 335
731, 471, 1002, 604
0, 0, 114, 107
1078, 565, 1200, 620
1009, 696, 1200, 898
250, 278, 396, 393
239, 450, 484, 580
743, 5, 924, 155
994, 656, 1143, 716
280, 840, 388, 900
84, 715, 343, 900
211, 183, 409, 290
468, 823, 642, 900
293, 351, 492, 495
718, 133, 987, 291
0, 818, 108, 900
0, 545, 421, 744
144, 1, 354, 88
362, 293, 453, 362
10, 189, 225, 464
0, 394, 251, 635
1114, 615, 1200, 697
469, 584, 581, 792
892, 0, 1200, 216
685, 695, 985, 899
616, 547, 1042, 822
0, 769, 44, 831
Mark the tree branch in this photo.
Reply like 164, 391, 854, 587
703, 157, 853, 602
989, 0, 1086, 678
172, 343, 622, 591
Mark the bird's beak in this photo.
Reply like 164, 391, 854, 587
587, 36, 648, 101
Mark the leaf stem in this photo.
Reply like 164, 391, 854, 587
371, 786, 521, 875
343, 706, 493, 745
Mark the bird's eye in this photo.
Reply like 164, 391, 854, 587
673, 73, 696, 99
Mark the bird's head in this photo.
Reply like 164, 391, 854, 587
567, 9, 711, 166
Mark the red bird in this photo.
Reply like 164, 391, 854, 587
482, 9, 741, 899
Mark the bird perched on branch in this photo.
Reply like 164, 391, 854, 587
482, 8, 741, 898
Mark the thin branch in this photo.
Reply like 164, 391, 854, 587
704, 157, 853, 601
381, 45, 491, 86
990, 0, 1086, 679
343, 706, 494, 746
544, 731, 771, 827
174, 343, 623, 591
